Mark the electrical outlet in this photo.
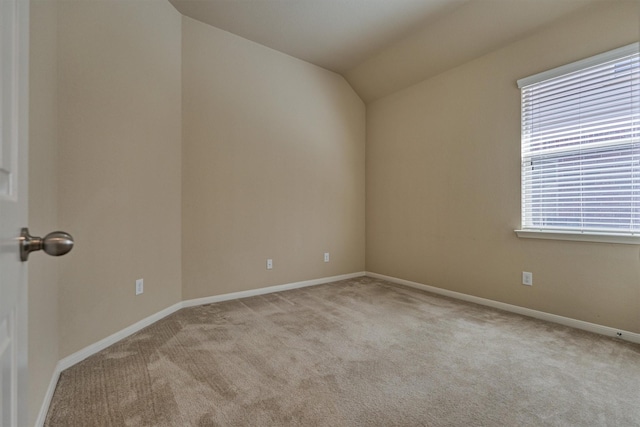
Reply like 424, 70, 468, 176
136, 278, 144, 295
266, 259, 273, 270
522, 272, 533, 286
324, 252, 330, 262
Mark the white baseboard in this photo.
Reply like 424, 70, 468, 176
366, 271, 640, 345
182, 272, 366, 308
34, 364, 61, 427
38, 269, 636, 426
57, 302, 184, 372
36, 301, 182, 427
36, 271, 366, 426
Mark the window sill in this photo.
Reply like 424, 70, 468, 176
514, 229, 640, 245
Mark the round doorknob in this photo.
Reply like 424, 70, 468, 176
19, 228, 74, 261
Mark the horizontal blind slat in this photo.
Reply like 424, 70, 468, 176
520, 47, 640, 235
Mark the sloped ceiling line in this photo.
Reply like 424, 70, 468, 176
169, 0, 602, 102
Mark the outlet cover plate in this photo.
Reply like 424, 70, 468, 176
522, 272, 533, 286
136, 278, 144, 295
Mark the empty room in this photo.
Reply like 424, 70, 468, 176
2, 0, 638, 425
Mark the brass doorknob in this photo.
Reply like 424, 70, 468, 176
19, 228, 74, 261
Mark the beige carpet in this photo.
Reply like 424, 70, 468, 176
45, 276, 640, 426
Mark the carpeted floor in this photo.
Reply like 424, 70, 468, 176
45, 276, 640, 426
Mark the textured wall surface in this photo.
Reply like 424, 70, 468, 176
31, 0, 639, 421
56, 0, 183, 358
366, 1, 640, 333
181, 17, 365, 300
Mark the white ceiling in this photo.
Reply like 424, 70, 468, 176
169, 0, 602, 102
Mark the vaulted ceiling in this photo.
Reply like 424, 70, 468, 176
169, 0, 602, 102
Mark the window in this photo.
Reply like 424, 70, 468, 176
516, 43, 640, 244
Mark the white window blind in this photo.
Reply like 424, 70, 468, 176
518, 43, 640, 236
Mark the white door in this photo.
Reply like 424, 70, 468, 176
0, 0, 29, 425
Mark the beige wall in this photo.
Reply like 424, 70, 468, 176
181, 17, 365, 300
366, 1, 640, 333
28, 0, 59, 424
56, 0, 183, 358
30, 0, 637, 421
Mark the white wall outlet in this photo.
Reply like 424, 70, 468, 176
135, 278, 144, 295
266, 259, 273, 270
324, 252, 330, 262
522, 272, 533, 286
